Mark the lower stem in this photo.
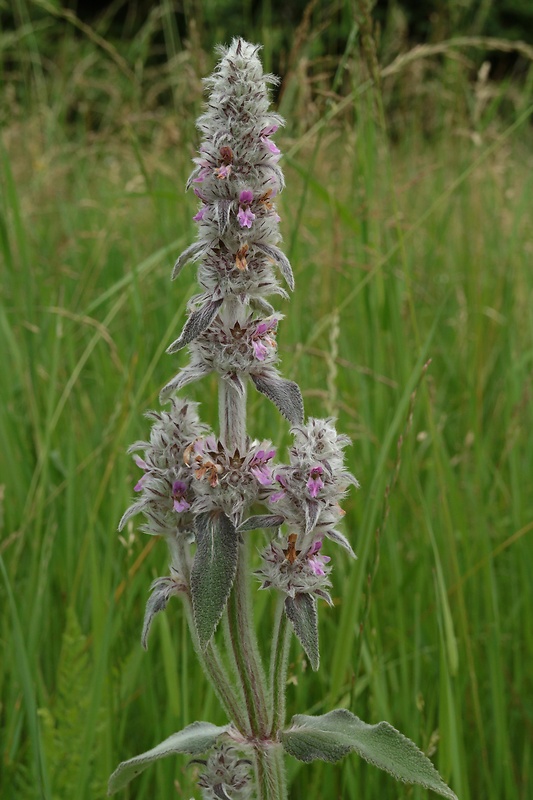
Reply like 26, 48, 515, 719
170, 536, 248, 731
268, 595, 292, 736
227, 542, 269, 736
254, 745, 288, 800
181, 595, 248, 732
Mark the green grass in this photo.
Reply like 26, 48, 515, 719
1, 7, 533, 799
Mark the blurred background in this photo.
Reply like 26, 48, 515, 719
1, 1, 532, 798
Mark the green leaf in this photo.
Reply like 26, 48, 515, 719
191, 511, 239, 648
280, 709, 458, 800
251, 373, 304, 423
237, 514, 284, 532
108, 721, 230, 794
284, 594, 319, 671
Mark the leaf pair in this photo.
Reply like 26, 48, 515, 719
108, 711, 458, 799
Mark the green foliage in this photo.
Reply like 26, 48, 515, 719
281, 710, 457, 799
1, 4, 532, 799
108, 721, 231, 794
39, 608, 107, 800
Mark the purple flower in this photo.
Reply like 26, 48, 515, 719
308, 552, 331, 577
251, 318, 277, 361
260, 124, 279, 136
309, 539, 323, 555
193, 167, 210, 184
250, 448, 276, 485
215, 164, 232, 179
193, 206, 207, 222
239, 189, 254, 204
237, 206, 256, 228
270, 473, 288, 503
133, 454, 149, 491
261, 136, 280, 155
252, 339, 269, 361
237, 190, 256, 229
306, 465, 324, 498
172, 480, 191, 512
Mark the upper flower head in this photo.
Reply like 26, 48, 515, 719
170, 38, 292, 307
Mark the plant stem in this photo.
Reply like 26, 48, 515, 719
218, 296, 247, 454
216, 296, 288, 795
253, 745, 288, 800
181, 593, 248, 732
268, 595, 292, 736
226, 543, 269, 736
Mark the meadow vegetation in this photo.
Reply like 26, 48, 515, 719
1, 3, 533, 798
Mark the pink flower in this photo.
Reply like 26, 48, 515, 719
237, 207, 255, 228
133, 454, 149, 491
215, 164, 232, 178
252, 339, 269, 361
260, 124, 279, 136
270, 472, 288, 502
172, 480, 190, 512
239, 189, 254, 204
250, 447, 276, 485
261, 136, 280, 155
308, 552, 331, 577
193, 167, 210, 183
306, 465, 324, 498
193, 206, 207, 222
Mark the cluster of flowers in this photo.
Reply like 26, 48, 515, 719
193, 743, 252, 800
122, 407, 356, 606
119, 39, 358, 625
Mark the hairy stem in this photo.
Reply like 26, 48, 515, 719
181, 594, 248, 732
253, 745, 288, 800
268, 595, 292, 736
226, 543, 269, 736
218, 296, 247, 454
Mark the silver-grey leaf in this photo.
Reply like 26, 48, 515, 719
251, 373, 304, 424
237, 514, 285, 532
324, 528, 356, 559
171, 241, 206, 281
255, 243, 295, 291
304, 500, 320, 534
108, 721, 230, 794
191, 511, 239, 648
166, 299, 223, 353
280, 710, 458, 800
284, 593, 319, 671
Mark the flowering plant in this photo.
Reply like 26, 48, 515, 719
108, 39, 457, 800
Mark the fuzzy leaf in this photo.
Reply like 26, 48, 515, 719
159, 363, 211, 402
324, 528, 356, 558
117, 500, 145, 532
284, 593, 319, 671
251, 374, 304, 424
166, 299, 223, 353
281, 710, 458, 800
304, 500, 320, 534
141, 575, 186, 650
237, 514, 284, 532
256, 243, 295, 291
171, 241, 206, 280
191, 511, 239, 648
226, 372, 246, 396
214, 199, 233, 234
108, 721, 230, 794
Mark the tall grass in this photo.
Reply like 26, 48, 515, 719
1, 5, 532, 799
